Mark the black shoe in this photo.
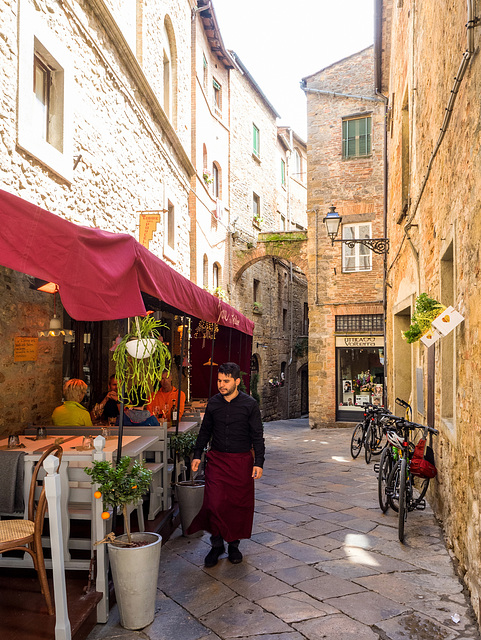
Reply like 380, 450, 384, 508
204, 545, 225, 568
228, 544, 243, 564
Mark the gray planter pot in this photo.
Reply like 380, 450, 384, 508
175, 480, 205, 536
108, 531, 162, 630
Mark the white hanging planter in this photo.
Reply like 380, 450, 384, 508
126, 337, 158, 359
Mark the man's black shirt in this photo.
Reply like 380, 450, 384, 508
193, 391, 265, 468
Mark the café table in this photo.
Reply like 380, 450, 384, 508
0, 433, 158, 568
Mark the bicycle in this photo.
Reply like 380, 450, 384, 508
386, 418, 438, 542
376, 398, 413, 510
363, 405, 388, 464
350, 403, 388, 462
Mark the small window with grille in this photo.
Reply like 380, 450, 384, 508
335, 314, 384, 334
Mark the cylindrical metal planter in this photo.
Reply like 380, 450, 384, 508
108, 531, 162, 630
175, 480, 205, 536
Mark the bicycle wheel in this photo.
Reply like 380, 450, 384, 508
387, 459, 401, 513
410, 475, 430, 510
377, 447, 392, 512
350, 423, 364, 458
398, 456, 408, 542
364, 425, 373, 464
371, 421, 384, 454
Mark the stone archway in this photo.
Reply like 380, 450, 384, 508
232, 230, 308, 283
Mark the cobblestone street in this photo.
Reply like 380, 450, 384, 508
87, 419, 480, 640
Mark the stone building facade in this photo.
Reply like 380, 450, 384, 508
378, 0, 481, 622
0, 0, 194, 433
302, 46, 386, 428
0, 0, 307, 431
228, 56, 308, 420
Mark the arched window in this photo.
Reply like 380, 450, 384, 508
213, 262, 221, 289
203, 254, 209, 288
163, 16, 177, 126
294, 149, 302, 180
212, 162, 221, 198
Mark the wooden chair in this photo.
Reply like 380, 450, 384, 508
0, 444, 63, 615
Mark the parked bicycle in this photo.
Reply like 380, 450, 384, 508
350, 403, 389, 463
385, 417, 438, 542
376, 398, 412, 512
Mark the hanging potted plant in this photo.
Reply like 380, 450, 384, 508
402, 293, 446, 343
171, 432, 205, 536
113, 312, 171, 405
85, 456, 161, 630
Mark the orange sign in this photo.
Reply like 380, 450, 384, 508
14, 337, 38, 362
139, 213, 161, 249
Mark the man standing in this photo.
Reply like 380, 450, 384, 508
188, 362, 264, 567
147, 370, 185, 421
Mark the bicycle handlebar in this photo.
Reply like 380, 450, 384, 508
395, 397, 411, 409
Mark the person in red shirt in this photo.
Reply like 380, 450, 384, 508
147, 370, 185, 421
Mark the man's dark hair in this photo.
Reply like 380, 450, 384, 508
219, 362, 241, 379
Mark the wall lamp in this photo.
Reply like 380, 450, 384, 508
323, 205, 390, 255
256, 342, 268, 349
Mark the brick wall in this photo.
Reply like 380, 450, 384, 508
304, 46, 385, 427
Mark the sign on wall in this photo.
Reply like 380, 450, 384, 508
335, 336, 384, 348
14, 337, 38, 362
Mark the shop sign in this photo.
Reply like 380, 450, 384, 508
336, 336, 384, 348
14, 336, 38, 362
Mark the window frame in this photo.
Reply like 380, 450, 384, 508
253, 123, 260, 158
341, 222, 373, 273
280, 158, 286, 186
342, 115, 372, 159
18, 0, 73, 181
213, 77, 222, 113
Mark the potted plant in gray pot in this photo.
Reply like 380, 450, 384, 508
85, 456, 161, 630
170, 432, 205, 536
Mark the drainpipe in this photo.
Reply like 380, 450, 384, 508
301, 84, 385, 103
287, 261, 294, 418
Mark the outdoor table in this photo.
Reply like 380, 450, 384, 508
0, 433, 158, 568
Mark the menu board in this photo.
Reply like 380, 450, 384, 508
14, 337, 38, 362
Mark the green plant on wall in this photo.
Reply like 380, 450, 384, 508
250, 372, 260, 405
294, 337, 308, 358
402, 293, 446, 343
113, 312, 171, 405
239, 371, 247, 393
85, 456, 152, 545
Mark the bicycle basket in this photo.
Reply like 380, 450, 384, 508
410, 438, 437, 478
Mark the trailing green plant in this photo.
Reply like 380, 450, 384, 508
402, 293, 446, 343
294, 337, 308, 358
239, 370, 247, 393
113, 312, 171, 405
250, 372, 260, 405
85, 456, 152, 545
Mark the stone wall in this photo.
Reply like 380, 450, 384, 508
0, 0, 192, 433
381, 0, 481, 623
304, 46, 385, 428
234, 257, 308, 421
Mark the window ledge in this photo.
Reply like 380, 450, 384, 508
252, 153, 261, 164
342, 154, 373, 161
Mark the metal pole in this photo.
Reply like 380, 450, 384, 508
208, 330, 216, 398
176, 316, 186, 436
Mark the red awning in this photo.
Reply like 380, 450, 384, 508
0, 190, 254, 335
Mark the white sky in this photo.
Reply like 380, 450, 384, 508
211, 0, 375, 140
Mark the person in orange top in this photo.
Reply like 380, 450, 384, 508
147, 370, 185, 422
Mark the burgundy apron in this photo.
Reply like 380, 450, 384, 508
187, 449, 254, 541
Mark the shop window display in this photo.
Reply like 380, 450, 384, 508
337, 347, 384, 417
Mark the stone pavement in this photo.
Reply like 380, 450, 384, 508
87, 418, 480, 640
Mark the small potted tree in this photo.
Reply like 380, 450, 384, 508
113, 312, 171, 405
85, 456, 161, 630
171, 432, 205, 536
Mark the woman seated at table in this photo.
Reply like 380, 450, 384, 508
52, 378, 93, 426
117, 393, 160, 427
